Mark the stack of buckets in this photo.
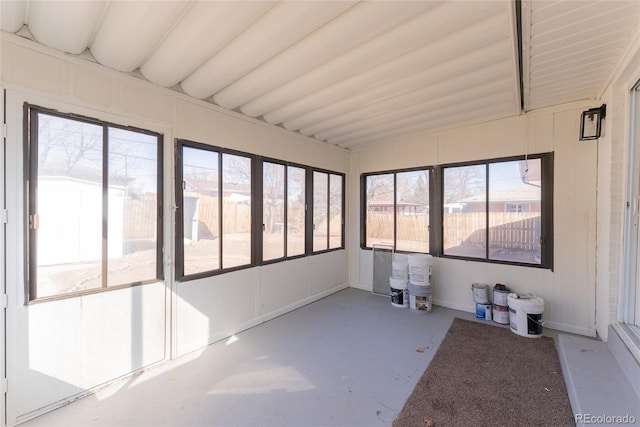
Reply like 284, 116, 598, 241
389, 261, 409, 308
471, 283, 492, 320
471, 283, 545, 338
471, 283, 511, 325
407, 254, 433, 314
389, 254, 433, 313
492, 284, 511, 325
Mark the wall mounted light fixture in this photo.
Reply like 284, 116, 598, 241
580, 104, 606, 140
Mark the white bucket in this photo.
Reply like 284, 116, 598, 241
408, 254, 432, 286
493, 286, 511, 306
471, 283, 489, 304
493, 304, 509, 325
408, 283, 432, 314
389, 277, 408, 308
391, 261, 408, 280
508, 294, 544, 338
475, 302, 492, 320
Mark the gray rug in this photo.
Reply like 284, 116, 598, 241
393, 318, 575, 426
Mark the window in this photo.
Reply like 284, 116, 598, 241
287, 166, 306, 257
362, 168, 431, 253
505, 203, 530, 213
26, 106, 163, 301
262, 161, 306, 261
313, 170, 344, 252
361, 154, 553, 268
177, 141, 252, 279
442, 154, 552, 267
263, 162, 285, 261
177, 140, 345, 280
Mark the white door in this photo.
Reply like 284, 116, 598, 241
4, 91, 171, 426
633, 84, 640, 329
1, 87, 7, 427
622, 82, 640, 336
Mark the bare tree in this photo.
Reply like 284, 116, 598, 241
444, 166, 485, 203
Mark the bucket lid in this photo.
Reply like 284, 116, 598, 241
508, 293, 544, 309
389, 277, 408, 288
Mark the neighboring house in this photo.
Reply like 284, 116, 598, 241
456, 183, 541, 213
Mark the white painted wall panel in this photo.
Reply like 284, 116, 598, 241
259, 258, 311, 316
350, 106, 598, 337
13, 284, 166, 421
11, 43, 72, 96
174, 269, 259, 357
310, 251, 347, 296
72, 66, 114, 108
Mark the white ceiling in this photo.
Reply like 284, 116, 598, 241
1, 1, 638, 150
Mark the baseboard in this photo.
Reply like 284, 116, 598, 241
432, 298, 475, 314
349, 282, 372, 292
544, 321, 597, 338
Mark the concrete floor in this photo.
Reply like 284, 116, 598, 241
20, 288, 479, 426
17, 288, 635, 427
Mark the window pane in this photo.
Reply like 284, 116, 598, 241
329, 174, 343, 249
313, 171, 328, 252
287, 166, 306, 257
35, 114, 103, 298
365, 174, 394, 248
107, 129, 158, 286
183, 147, 219, 275
443, 164, 486, 258
488, 159, 542, 264
263, 162, 285, 261
396, 170, 429, 253
222, 153, 252, 268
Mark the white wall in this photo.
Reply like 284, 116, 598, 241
596, 32, 640, 340
1, 33, 349, 425
349, 108, 599, 337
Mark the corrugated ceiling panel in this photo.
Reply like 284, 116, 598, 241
211, 1, 443, 110
140, 1, 276, 88
240, 1, 499, 119
7, 1, 635, 148
279, 10, 514, 137
295, 55, 512, 138
0, 1, 26, 33
26, 1, 108, 54
90, 1, 191, 72
180, 1, 358, 100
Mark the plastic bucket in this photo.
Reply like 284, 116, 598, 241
471, 283, 489, 304
408, 254, 432, 286
475, 302, 492, 320
508, 294, 545, 338
391, 261, 408, 280
493, 286, 511, 306
408, 283, 432, 314
389, 277, 408, 308
493, 304, 509, 325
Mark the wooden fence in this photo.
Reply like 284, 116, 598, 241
367, 213, 429, 243
444, 212, 540, 249
368, 211, 540, 250
123, 199, 156, 239
123, 196, 252, 240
